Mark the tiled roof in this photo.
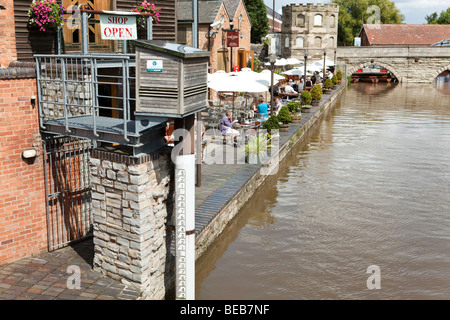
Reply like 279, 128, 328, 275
361, 24, 450, 46
177, 1, 223, 23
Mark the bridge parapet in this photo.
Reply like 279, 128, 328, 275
336, 46, 450, 83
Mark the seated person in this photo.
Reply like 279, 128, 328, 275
284, 83, 298, 96
220, 111, 240, 145
257, 97, 270, 118
305, 77, 313, 88
273, 96, 282, 115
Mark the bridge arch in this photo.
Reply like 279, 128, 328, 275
431, 64, 450, 82
347, 61, 401, 81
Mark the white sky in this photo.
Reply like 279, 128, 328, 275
263, 0, 449, 24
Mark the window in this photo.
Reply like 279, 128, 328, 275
296, 14, 305, 27
285, 37, 290, 48
296, 37, 304, 48
330, 14, 336, 28
328, 37, 335, 48
314, 36, 322, 48
314, 14, 323, 26
177, 26, 187, 45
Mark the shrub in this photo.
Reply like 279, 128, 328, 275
324, 78, 333, 89
300, 90, 312, 106
287, 100, 302, 114
262, 115, 279, 133
331, 74, 338, 86
336, 69, 343, 80
277, 106, 291, 124
310, 84, 322, 101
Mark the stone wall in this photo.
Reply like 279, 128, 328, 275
282, 3, 339, 60
89, 150, 174, 300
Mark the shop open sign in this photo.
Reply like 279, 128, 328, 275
100, 14, 137, 40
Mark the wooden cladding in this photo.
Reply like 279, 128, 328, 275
115, 0, 176, 42
13, 0, 177, 61
14, 0, 58, 61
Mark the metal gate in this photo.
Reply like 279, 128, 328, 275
43, 135, 93, 251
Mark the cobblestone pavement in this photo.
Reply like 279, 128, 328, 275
0, 239, 141, 300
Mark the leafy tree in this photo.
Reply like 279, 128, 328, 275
426, 8, 450, 24
332, 0, 404, 46
244, 0, 269, 43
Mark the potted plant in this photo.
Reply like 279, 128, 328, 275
310, 84, 322, 106
300, 90, 312, 113
262, 115, 280, 134
323, 78, 333, 93
277, 106, 291, 132
132, 1, 161, 28
336, 69, 343, 83
287, 100, 302, 123
331, 74, 338, 89
28, 0, 65, 32
245, 133, 270, 164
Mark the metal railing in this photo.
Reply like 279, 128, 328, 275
35, 53, 135, 142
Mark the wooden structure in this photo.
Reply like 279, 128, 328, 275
135, 40, 211, 117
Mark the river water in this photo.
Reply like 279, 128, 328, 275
196, 77, 450, 300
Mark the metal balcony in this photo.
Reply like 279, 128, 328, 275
35, 54, 167, 156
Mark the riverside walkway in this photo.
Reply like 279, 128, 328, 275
0, 83, 346, 300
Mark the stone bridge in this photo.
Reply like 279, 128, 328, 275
336, 46, 450, 83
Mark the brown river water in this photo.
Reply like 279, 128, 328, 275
196, 77, 450, 300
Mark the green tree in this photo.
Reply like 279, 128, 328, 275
332, 0, 404, 46
426, 8, 450, 24
244, 0, 269, 43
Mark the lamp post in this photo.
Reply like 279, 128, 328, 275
323, 49, 326, 82
303, 51, 308, 90
269, 54, 276, 116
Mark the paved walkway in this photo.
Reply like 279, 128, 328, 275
0, 240, 140, 300
0, 85, 344, 300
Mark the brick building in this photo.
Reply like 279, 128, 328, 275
0, 0, 177, 265
177, 0, 252, 72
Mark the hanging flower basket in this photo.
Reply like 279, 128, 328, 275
132, 1, 161, 29
28, 0, 65, 32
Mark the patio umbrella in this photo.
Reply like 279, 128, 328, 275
286, 57, 302, 66
208, 73, 269, 92
256, 69, 285, 86
207, 70, 227, 83
282, 68, 304, 76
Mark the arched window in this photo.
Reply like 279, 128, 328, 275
296, 14, 305, 27
296, 36, 304, 48
314, 36, 322, 48
314, 14, 323, 26
328, 36, 335, 48
285, 37, 290, 48
330, 14, 336, 28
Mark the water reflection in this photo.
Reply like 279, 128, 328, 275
434, 71, 450, 95
197, 82, 450, 300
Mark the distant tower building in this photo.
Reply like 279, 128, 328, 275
281, 3, 338, 61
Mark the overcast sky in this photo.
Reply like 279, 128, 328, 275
263, 0, 449, 24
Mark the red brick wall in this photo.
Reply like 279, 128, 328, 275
0, 78, 47, 265
0, 0, 18, 68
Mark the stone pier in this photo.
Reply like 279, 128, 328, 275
89, 149, 174, 299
